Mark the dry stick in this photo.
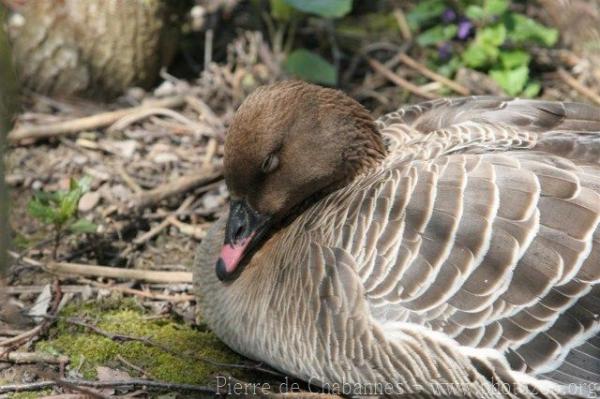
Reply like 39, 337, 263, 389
167, 217, 206, 239
397, 53, 470, 95
0, 379, 216, 395
132, 195, 195, 246
117, 354, 153, 378
127, 168, 223, 212
368, 58, 439, 100
45, 262, 193, 284
1, 351, 69, 364
116, 163, 143, 194
7, 95, 186, 143
89, 281, 195, 303
5, 282, 194, 303
0, 324, 44, 347
557, 68, 600, 106
393, 8, 412, 41
120, 195, 197, 257
107, 107, 199, 133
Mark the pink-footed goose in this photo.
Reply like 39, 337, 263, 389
194, 80, 600, 398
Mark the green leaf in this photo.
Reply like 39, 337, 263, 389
284, 49, 337, 85
417, 24, 458, 46
462, 24, 506, 68
499, 50, 530, 69
504, 13, 558, 47
465, 5, 486, 21
490, 65, 529, 96
72, 176, 92, 193
522, 81, 541, 98
270, 0, 294, 21
484, 0, 509, 16
69, 219, 98, 234
406, 0, 445, 29
59, 189, 81, 222
282, 0, 352, 18
436, 56, 461, 77
479, 24, 507, 47
27, 197, 57, 225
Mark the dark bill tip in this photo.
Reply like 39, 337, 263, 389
216, 257, 229, 282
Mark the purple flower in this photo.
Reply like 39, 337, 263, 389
438, 42, 452, 61
457, 19, 474, 40
442, 8, 457, 23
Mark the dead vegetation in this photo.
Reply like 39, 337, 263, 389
2, 1, 600, 397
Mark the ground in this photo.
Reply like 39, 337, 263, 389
2, 1, 600, 397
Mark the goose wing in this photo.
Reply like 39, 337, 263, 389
338, 99, 600, 391
378, 96, 600, 164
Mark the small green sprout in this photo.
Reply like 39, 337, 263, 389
27, 176, 98, 259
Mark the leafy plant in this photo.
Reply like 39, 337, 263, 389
267, 0, 353, 85
284, 48, 337, 85
282, 0, 352, 18
407, 0, 558, 97
27, 176, 97, 259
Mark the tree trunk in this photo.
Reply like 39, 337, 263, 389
0, 4, 19, 273
9, 0, 182, 98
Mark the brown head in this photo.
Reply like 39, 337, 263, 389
217, 80, 386, 281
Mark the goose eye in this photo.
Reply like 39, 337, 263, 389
261, 154, 279, 174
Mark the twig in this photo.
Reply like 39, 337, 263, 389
367, 58, 438, 100
7, 95, 186, 144
184, 96, 222, 129
116, 164, 143, 194
1, 351, 69, 364
0, 280, 63, 348
0, 324, 44, 347
89, 281, 195, 303
4, 283, 194, 303
127, 168, 223, 212
204, 28, 214, 70
203, 137, 218, 168
557, 68, 600, 106
0, 379, 216, 395
133, 195, 195, 246
396, 53, 470, 95
117, 354, 153, 378
167, 217, 206, 239
45, 262, 193, 284
393, 8, 412, 41
107, 107, 200, 133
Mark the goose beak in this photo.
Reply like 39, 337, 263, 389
216, 199, 271, 281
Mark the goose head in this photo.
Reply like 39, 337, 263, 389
217, 80, 386, 281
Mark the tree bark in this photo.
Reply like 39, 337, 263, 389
0, 4, 19, 274
9, 0, 182, 98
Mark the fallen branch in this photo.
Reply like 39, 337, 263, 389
368, 58, 438, 100
396, 53, 470, 95
0, 323, 44, 347
393, 8, 412, 41
89, 281, 195, 303
8, 95, 186, 144
45, 262, 193, 284
127, 168, 223, 212
0, 379, 215, 395
1, 351, 69, 364
557, 68, 600, 106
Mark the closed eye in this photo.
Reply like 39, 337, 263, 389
261, 153, 279, 174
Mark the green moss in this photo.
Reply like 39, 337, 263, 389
36, 298, 249, 384
9, 391, 52, 399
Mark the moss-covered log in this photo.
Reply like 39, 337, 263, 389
10, 0, 183, 98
